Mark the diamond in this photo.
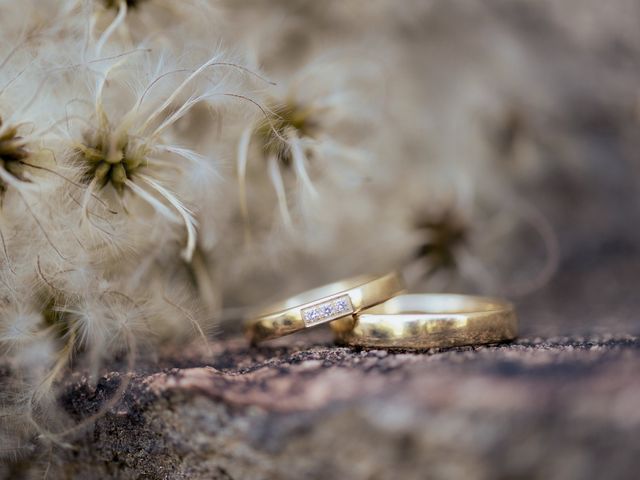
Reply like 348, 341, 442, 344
301, 294, 354, 327
335, 298, 349, 312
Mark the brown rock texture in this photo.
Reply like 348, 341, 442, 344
4, 332, 638, 480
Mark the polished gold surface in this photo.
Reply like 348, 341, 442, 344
332, 294, 517, 349
245, 272, 405, 343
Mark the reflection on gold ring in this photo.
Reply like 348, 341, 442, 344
331, 294, 517, 349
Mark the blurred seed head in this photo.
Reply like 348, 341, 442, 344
414, 208, 469, 274
0, 117, 30, 195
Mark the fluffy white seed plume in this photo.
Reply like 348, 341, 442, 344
92, 0, 221, 49
50, 43, 255, 263
0, 0, 260, 458
0, 1, 84, 266
236, 54, 386, 239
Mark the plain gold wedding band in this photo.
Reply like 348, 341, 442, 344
245, 272, 405, 344
331, 293, 517, 349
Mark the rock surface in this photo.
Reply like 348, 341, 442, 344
4, 331, 638, 480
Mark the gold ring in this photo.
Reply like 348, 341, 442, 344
245, 272, 405, 343
331, 294, 517, 349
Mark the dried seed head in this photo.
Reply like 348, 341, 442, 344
0, 116, 30, 195
77, 130, 145, 194
74, 123, 197, 261
414, 209, 468, 272
255, 100, 315, 166
102, 0, 147, 9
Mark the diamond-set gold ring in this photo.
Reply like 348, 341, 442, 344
244, 272, 405, 344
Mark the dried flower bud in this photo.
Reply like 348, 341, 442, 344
255, 100, 315, 166
414, 209, 468, 273
102, 0, 146, 10
0, 116, 30, 195
77, 131, 145, 195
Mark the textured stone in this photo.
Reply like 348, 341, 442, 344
3, 333, 636, 480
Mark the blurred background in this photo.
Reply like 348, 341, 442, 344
215, 0, 640, 339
